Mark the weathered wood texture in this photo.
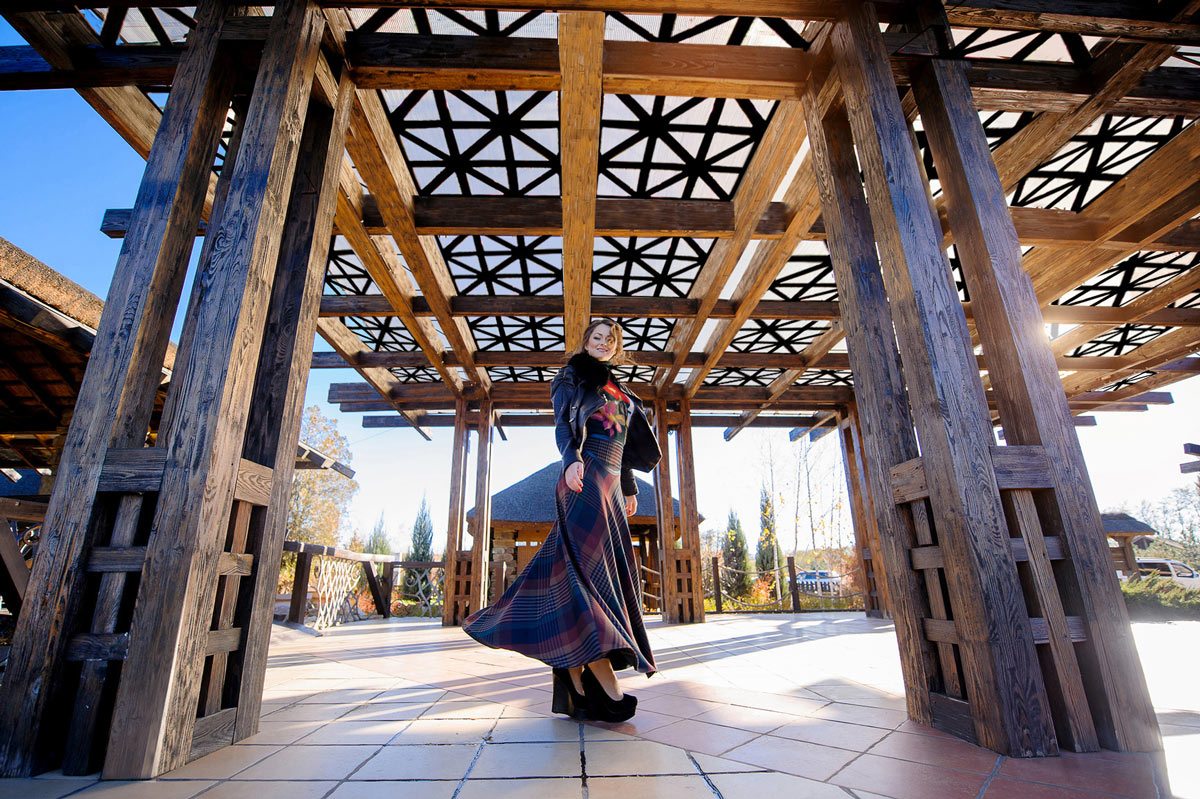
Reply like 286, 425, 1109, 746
442, 399, 472, 626
558, 13, 603, 349
468, 401, 494, 613
103, 0, 326, 778
0, 0, 237, 777
833, 3, 1053, 755
672, 397, 705, 622
910, 16, 1160, 751
801, 75, 936, 727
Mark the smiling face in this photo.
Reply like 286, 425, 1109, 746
584, 323, 617, 362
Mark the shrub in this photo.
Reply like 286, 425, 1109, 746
1122, 575, 1200, 621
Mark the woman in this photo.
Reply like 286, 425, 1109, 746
462, 319, 661, 723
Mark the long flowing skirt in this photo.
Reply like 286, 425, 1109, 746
462, 438, 656, 676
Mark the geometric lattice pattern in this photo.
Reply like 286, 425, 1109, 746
598, 95, 774, 200
1011, 115, 1192, 212
1067, 324, 1171, 358
387, 89, 561, 197
326, 238, 381, 296
1057, 250, 1200, 307
593, 237, 713, 297
703, 367, 783, 386
442, 235, 563, 296
728, 319, 832, 353
767, 242, 839, 302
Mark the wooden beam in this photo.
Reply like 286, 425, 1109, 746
835, 3, 1054, 754
442, 398, 470, 626
722, 323, 844, 440
315, 318, 431, 439
346, 88, 489, 391
660, 93, 814, 388
801, 69, 937, 727
468, 400, 494, 613
558, 13, 604, 350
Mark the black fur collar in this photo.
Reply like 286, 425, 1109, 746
566, 352, 612, 391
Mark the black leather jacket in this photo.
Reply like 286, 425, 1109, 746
551, 354, 661, 497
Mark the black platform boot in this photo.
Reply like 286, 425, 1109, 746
551, 668, 589, 719
580, 666, 637, 723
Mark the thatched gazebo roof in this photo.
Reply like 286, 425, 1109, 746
1100, 512, 1158, 538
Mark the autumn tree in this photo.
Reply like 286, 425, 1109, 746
287, 405, 358, 546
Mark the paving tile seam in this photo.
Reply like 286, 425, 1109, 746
449, 740, 490, 799
971, 755, 1005, 799
685, 752, 725, 798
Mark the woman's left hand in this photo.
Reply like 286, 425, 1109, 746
624, 494, 637, 516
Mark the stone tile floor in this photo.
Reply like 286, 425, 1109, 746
1, 613, 1196, 799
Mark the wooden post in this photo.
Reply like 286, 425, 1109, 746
672, 396, 704, 622
442, 398, 471, 626
829, 2, 1054, 755
911, 7, 1158, 751
801, 63, 938, 732
711, 556, 722, 614
786, 556, 801, 613
104, 0, 327, 777
0, 0, 238, 777
468, 400, 494, 613
650, 399, 678, 622
288, 551, 313, 624
837, 405, 883, 616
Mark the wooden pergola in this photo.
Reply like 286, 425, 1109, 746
1, 0, 1196, 783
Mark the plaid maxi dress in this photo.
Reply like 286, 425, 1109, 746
462, 381, 657, 676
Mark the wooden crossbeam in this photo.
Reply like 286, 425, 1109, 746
308, 347, 1200, 374
314, 293, 1200, 327
656, 94, 815, 388
723, 323, 844, 440
558, 13, 603, 350
344, 87, 491, 392
988, 2, 1200, 196
315, 318, 431, 440
101, 197, 1200, 251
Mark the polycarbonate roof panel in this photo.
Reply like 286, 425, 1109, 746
593, 236, 713, 297
441, 235, 563, 296
703, 367, 782, 386
1056, 251, 1200, 308
598, 95, 775, 201
1010, 115, 1193, 213
727, 319, 832, 354
386, 89, 561, 197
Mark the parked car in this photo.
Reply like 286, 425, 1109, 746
795, 570, 841, 593
1136, 558, 1200, 590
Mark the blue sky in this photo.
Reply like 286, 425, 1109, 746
3, 18, 1198, 554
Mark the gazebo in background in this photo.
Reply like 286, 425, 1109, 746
1101, 512, 1158, 577
467, 462, 690, 612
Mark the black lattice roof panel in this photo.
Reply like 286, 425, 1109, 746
728, 319, 832, 354
604, 14, 809, 47
344, 315, 420, 353
767, 242, 838, 302
593, 236, 713, 297
440, 234, 562, 295
1096, 370, 1157, 393
1165, 45, 1200, 69
795, 369, 854, 386
703, 367, 782, 386
611, 364, 658, 383
468, 315, 564, 351
1067, 323, 1171, 358
1009, 115, 1193, 213
349, 8, 556, 37
611, 317, 677, 351
89, 7, 195, 45
598, 95, 774, 201
947, 28, 1096, 62
325, 237, 382, 296
385, 89, 560, 197
488, 366, 558, 382
1175, 290, 1200, 309
916, 111, 1033, 198
1056, 251, 1200, 307
390, 366, 443, 383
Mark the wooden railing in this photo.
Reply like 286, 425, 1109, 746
282, 541, 444, 630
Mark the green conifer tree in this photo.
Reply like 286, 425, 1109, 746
721, 510, 752, 598
755, 485, 783, 578
404, 496, 436, 603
